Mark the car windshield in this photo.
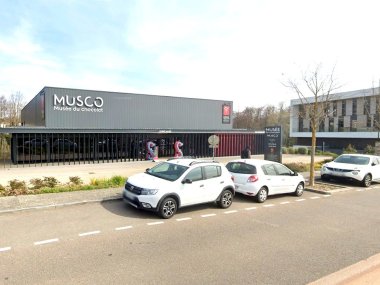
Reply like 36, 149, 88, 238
334, 155, 370, 165
226, 162, 257, 174
146, 162, 189, 181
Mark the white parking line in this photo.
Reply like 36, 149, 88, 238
79, 231, 101, 237
201, 214, 216, 218
263, 204, 275, 208
245, 207, 257, 211
115, 226, 133, 231
34, 238, 59, 246
280, 201, 290, 205
310, 196, 321, 199
147, 221, 164, 226
176, 217, 192, 221
224, 210, 238, 214
296, 199, 306, 202
356, 189, 365, 192
0, 247, 11, 252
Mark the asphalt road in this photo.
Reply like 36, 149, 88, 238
1, 188, 380, 284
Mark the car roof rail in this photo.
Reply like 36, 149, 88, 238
166, 156, 196, 161
189, 159, 219, 166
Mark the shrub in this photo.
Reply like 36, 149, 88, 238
364, 144, 375, 154
282, 147, 288, 154
287, 147, 295, 154
284, 162, 309, 172
298, 147, 308, 155
109, 175, 124, 186
69, 176, 83, 186
0, 184, 5, 196
30, 178, 45, 189
43, 177, 59, 188
8, 179, 28, 195
343, 144, 357, 154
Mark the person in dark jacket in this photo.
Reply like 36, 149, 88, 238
241, 146, 251, 159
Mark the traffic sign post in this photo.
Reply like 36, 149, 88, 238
208, 135, 220, 160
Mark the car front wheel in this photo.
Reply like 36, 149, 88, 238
294, 183, 304, 197
361, 174, 372, 187
255, 187, 268, 203
218, 189, 233, 209
159, 197, 177, 219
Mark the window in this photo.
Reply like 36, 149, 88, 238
333, 102, 337, 116
204, 165, 221, 179
329, 117, 334, 132
185, 167, 203, 182
319, 119, 325, 132
342, 101, 346, 116
226, 162, 257, 174
352, 99, 357, 115
338, 117, 344, 131
262, 164, 277, 175
274, 164, 292, 175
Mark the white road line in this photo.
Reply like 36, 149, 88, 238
0, 247, 11, 252
115, 226, 133, 231
263, 204, 275, 208
201, 214, 216, 218
296, 199, 306, 202
323, 195, 332, 197
245, 207, 257, 211
224, 210, 238, 214
356, 189, 365, 192
34, 238, 59, 246
280, 201, 290, 205
310, 196, 321, 199
176, 217, 192, 221
147, 221, 164, 226
79, 231, 101, 237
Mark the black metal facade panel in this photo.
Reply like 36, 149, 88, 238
21, 90, 45, 127
29, 87, 233, 130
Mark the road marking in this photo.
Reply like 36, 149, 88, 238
115, 226, 133, 231
310, 196, 321, 199
263, 204, 275, 208
147, 221, 164, 226
296, 199, 306, 202
79, 231, 101, 237
176, 217, 192, 221
280, 201, 290, 205
224, 210, 238, 214
356, 189, 365, 192
0, 247, 11, 252
201, 213, 216, 218
245, 207, 257, 211
34, 238, 59, 246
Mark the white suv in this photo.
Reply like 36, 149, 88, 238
123, 158, 235, 218
321, 154, 380, 187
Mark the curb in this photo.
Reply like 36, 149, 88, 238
0, 189, 122, 214
309, 252, 380, 285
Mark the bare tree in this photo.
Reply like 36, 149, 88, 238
0, 95, 7, 125
284, 64, 340, 186
7, 92, 24, 126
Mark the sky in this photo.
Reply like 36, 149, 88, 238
1, 0, 380, 111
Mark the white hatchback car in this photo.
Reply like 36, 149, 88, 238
320, 154, 380, 187
123, 158, 235, 218
226, 159, 305, 203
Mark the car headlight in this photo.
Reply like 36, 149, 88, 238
322, 166, 327, 171
141, 188, 158, 195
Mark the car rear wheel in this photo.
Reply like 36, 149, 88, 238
294, 183, 304, 197
159, 197, 177, 219
361, 174, 372, 187
217, 189, 233, 209
255, 187, 268, 203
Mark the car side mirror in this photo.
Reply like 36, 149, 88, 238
372, 163, 376, 166
145, 168, 150, 172
291, 171, 298, 176
182, 178, 192, 184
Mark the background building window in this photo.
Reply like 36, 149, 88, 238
352, 99, 357, 115
342, 101, 346, 116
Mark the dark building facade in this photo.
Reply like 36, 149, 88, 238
1, 87, 264, 167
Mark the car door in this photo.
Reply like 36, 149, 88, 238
179, 166, 206, 206
261, 164, 282, 195
273, 163, 297, 193
370, 157, 380, 181
202, 165, 224, 201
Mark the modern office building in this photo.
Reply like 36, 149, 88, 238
0, 87, 264, 166
290, 87, 380, 151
